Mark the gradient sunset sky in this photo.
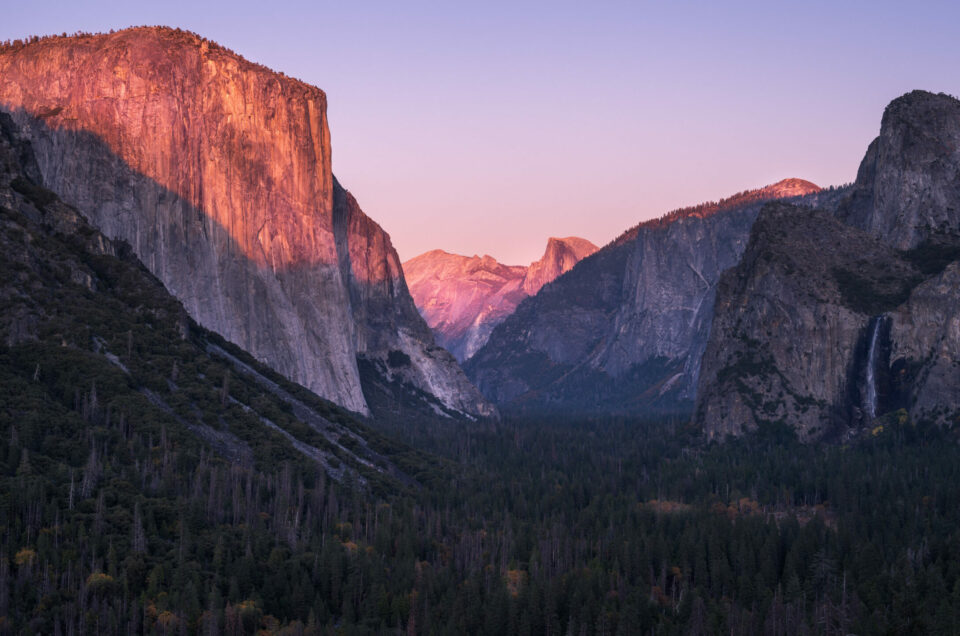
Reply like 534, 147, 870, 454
3, 1, 959, 264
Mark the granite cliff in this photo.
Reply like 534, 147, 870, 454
465, 179, 827, 415
522, 236, 599, 296
403, 236, 597, 361
696, 91, 960, 440
0, 27, 494, 419
0, 109, 423, 485
838, 90, 960, 248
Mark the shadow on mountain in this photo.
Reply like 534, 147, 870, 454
1, 106, 489, 423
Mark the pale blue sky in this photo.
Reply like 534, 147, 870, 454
3, 1, 959, 263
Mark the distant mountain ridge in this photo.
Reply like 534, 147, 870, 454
612, 178, 822, 245
403, 236, 597, 361
464, 178, 832, 416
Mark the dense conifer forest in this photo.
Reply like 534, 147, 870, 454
4, 368, 960, 635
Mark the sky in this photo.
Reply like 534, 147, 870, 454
3, 1, 960, 265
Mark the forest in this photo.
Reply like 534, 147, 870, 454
1, 146, 960, 635
3, 377, 960, 635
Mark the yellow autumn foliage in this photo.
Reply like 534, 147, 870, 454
14, 548, 36, 566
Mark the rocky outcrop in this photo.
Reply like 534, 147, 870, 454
0, 27, 494, 419
696, 202, 960, 441
695, 204, 916, 440
403, 237, 597, 361
332, 180, 496, 418
838, 91, 960, 248
697, 91, 960, 441
465, 179, 826, 415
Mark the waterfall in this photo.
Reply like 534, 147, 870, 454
864, 316, 885, 419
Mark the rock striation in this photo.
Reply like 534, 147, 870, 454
0, 27, 494, 419
464, 179, 827, 415
403, 237, 597, 361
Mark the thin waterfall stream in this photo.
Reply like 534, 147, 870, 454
864, 316, 885, 419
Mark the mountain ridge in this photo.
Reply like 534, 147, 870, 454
464, 178, 835, 415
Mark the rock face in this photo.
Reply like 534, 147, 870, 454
838, 91, 960, 249
464, 179, 826, 415
0, 27, 494, 419
522, 237, 599, 296
887, 261, 960, 421
403, 237, 597, 361
696, 204, 923, 440
0, 111, 424, 484
696, 203, 960, 440
697, 91, 960, 440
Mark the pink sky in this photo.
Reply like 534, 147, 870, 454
3, 1, 960, 264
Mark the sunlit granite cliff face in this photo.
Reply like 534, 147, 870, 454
697, 91, 960, 440
403, 237, 597, 361
522, 236, 599, 296
465, 179, 827, 415
0, 27, 494, 419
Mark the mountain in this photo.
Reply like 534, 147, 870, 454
403, 236, 597, 361
0, 27, 494, 420
0, 108, 427, 492
696, 91, 960, 440
464, 178, 828, 415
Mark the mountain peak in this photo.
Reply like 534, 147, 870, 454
839, 90, 960, 249
761, 178, 822, 198
403, 235, 597, 361
524, 236, 599, 295
883, 89, 959, 121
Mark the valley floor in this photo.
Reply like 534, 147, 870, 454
3, 391, 960, 634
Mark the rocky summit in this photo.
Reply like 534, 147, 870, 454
838, 90, 960, 249
0, 28, 494, 420
464, 179, 828, 416
403, 237, 597, 361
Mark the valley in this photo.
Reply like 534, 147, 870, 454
0, 22, 958, 636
